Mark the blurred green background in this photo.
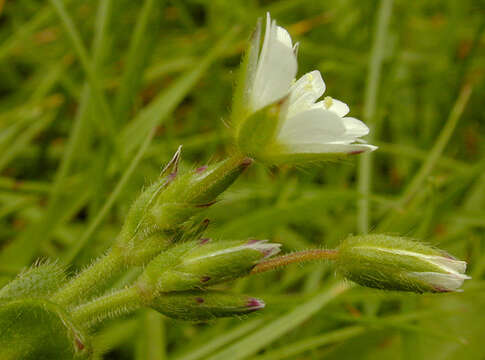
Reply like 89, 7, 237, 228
0, 0, 484, 359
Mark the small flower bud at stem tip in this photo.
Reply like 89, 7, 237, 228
138, 239, 281, 293
148, 291, 265, 321
195, 166, 208, 173
336, 234, 471, 293
199, 238, 211, 245
246, 298, 265, 311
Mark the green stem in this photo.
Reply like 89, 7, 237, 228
250, 249, 338, 274
51, 248, 125, 306
357, 0, 394, 234
71, 286, 141, 328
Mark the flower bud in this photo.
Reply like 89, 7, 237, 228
114, 148, 252, 265
146, 155, 253, 231
137, 239, 281, 293
148, 291, 265, 321
336, 234, 471, 293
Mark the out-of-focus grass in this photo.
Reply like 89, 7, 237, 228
0, 0, 484, 359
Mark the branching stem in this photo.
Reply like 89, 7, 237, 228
51, 248, 125, 306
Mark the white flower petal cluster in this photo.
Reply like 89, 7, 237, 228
407, 253, 471, 292
376, 248, 471, 292
338, 235, 471, 293
246, 13, 376, 156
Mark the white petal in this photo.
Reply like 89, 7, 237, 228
313, 98, 350, 117
257, 13, 272, 77
283, 142, 377, 154
426, 256, 467, 275
276, 26, 292, 47
251, 14, 297, 111
328, 98, 350, 117
410, 272, 470, 292
278, 108, 347, 145
342, 117, 369, 137
287, 70, 326, 117
250, 13, 273, 108
247, 240, 282, 258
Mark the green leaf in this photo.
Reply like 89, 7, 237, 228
0, 298, 92, 359
0, 262, 66, 301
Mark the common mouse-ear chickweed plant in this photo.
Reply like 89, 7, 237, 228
0, 13, 470, 359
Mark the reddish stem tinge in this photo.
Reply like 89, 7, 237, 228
251, 249, 338, 274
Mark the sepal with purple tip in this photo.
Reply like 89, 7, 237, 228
336, 234, 471, 293
114, 148, 252, 265
136, 239, 281, 293
148, 291, 265, 321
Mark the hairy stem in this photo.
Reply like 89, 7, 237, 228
251, 249, 338, 274
51, 248, 125, 306
71, 286, 141, 328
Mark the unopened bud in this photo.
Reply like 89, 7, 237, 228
149, 291, 265, 321
147, 156, 253, 230
336, 234, 471, 293
115, 149, 252, 264
137, 239, 281, 293
114, 148, 181, 263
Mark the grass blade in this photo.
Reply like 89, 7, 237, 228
357, 0, 394, 234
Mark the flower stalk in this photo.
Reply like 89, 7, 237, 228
251, 249, 339, 274
51, 248, 125, 306
71, 287, 141, 329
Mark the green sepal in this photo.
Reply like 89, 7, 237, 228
336, 234, 468, 293
136, 241, 195, 296
0, 262, 66, 301
149, 291, 264, 321
231, 19, 261, 128
261, 146, 352, 165
147, 156, 252, 230
117, 232, 172, 266
137, 239, 279, 293
236, 101, 282, 159
0, 298, 92, 359
114, 148, 181, 263
115, 152, 251, 267
121, 146, 181, 241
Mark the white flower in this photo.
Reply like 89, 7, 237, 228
242, 13, 376, 158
